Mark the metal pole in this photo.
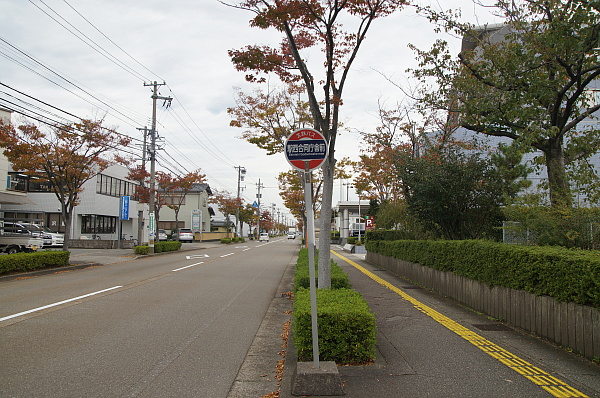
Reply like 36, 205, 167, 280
304, 162, 319, 369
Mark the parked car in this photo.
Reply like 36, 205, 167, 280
287, 232, 296, 239
259, 232, 269, 242
3, 222, 64, 247
157, 229, 168, 241
39, 226, 64, 247
173, 228, 194, 242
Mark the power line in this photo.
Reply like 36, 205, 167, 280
29, 0, 150, 82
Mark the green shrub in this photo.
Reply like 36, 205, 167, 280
294, 248, 351, 291
366, 239, 600, 308
154, 241, 182, 253
221, 238, 232, 244
347, 237, 358, 245
134, 245, 150, 255
0, 251, 70, 275
134, 241, 181, 254
294, 288, 376, 365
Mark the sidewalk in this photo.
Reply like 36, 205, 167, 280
68, 241, 221, 266
276, 247, 600, 398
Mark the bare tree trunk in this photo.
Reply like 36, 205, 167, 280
62, 211, 72, 251
545, 141, 572, 208
317, 158, 334, 289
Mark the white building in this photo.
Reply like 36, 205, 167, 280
157, 183, 214, 237
334, 200, 369, 243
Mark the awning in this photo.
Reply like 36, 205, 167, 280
0, 192, 36, 205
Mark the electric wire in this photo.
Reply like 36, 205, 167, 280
0, 38, 146, 128
6, 4, 283, 209
29, 0, 150, 82
60, 0, 165, 83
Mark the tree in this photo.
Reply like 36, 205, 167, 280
238, 203, 257, 238
398, 148, 527, 240
228, 86, 313, 154
0, 119, 130, 250
158, 170, 206, 230
210, 191, 243, 238
227, 0, 405, 288
411, 0, 600, 208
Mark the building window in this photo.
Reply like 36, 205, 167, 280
7, 173, 28, 192
96, 174, 139, 200
81, 215, 117, 234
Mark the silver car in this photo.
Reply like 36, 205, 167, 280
157, 229, 168, 241
174, 228, 194, 242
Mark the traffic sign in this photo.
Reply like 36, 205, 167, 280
285, 128, 328, 171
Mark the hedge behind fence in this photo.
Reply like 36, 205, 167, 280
366, 239, 600, 308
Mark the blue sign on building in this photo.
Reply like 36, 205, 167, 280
120, 196, 130, 220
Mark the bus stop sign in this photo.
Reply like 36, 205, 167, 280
285, 128, 328, 171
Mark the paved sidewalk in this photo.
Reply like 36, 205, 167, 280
274, 247, 600, 398
67, 241, 221, 266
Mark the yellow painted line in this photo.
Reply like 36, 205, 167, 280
331, 250, 589, 398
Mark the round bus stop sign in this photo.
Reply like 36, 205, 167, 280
285, 128, 328, 171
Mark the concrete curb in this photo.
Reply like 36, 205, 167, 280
227, 253, 296, 397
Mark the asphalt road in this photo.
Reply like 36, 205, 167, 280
0, 238, 297, 397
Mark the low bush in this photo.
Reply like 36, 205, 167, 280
154, 241, 182, 253
134, 245, 150, 255
134, 241, 181, 255
294, 288, 376, 365
0, 251, 70, 275
294, 248, 351, 291
366, 239, 600, 308
221, 238, 232, 244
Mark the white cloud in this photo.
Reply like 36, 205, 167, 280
0, 0, 499, 211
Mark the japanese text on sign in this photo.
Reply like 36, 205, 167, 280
286, 140, 327, 160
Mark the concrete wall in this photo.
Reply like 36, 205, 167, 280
366, 252, 600, 361
68, 239, 135, 249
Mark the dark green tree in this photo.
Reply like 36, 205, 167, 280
411, 0, 600, 208
398, 149, 526, 240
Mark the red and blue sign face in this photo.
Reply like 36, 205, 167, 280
285, 128, 328, 171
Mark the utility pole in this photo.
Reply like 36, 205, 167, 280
256, 179, 263, 238
135, 126, 149, 246
144, 81, 171, 253
235, 166, 246, 237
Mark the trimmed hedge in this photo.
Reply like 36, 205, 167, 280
292, 248, 376, 365
221, 238, 232, 244
0, 251, 70, 275
294, 288, 376, 365
134, 241, 182, 254
366, 239, 600, 308
294, 248, 351, 291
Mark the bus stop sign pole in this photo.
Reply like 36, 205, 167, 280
303, 161, 320, 369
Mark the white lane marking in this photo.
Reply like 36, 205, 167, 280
186, 254, 209, 259
172, 262, 204, 272
242, 248, 251, 251
220, 253, 234, 258
0, 286, 123, 322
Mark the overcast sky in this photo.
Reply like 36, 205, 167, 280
0, 0, 500, 219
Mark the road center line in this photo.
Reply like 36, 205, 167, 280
331, 250, 589, 398
172, 262, 204, 272
220, 253, 234, 257
0, 286, 123, 322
